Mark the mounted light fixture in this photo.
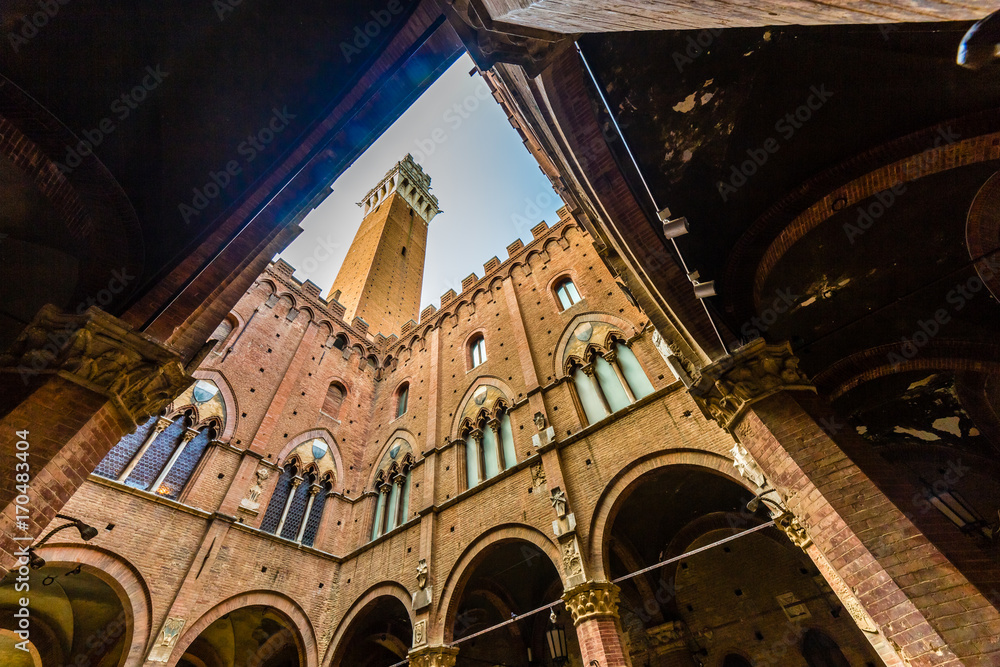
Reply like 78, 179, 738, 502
658, 208, 689, 239
545, 608, 569, 666
747, 487, 784, 514
26, 514, 100, 569
693, 280, 716, 299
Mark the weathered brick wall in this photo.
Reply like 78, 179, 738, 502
39, 210, 880, 665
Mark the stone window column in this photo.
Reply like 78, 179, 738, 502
387, 474, 403, 532
691, 339, 1000, 666
392, 474, 407, 527
562, 580, 632, 667
275, 476, 303, 536
486, 418, 506, 471
603, 350, 636, 403
582, 363, 612, 415
150, 429, 198, 494
471, 429, 486, 484
378, 484, 392, 536
295, 483, 322, 543
371, 484, 389, 540
119, 417, 172, 481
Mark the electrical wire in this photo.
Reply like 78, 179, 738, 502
379, 520, 776, 666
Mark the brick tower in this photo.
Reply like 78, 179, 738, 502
327, 155, 440, 336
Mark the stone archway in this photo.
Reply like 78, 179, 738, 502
169, 592, 317, 667
325, 584, 413, 667
592, 462, 885, 667
0, 545, 151, 667
438, 530, 570, 667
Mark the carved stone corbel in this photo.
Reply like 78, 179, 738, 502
690, 339, 813, 432
0, 304, 192, 424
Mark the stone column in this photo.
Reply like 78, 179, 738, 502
690, 338, 1000, 666
407, 644, 458, 667
486, 418, 506, 470
470, 429, 485, 484
604, 349, 636, 403
150, 429, 198, 493
119, 416, 171, 480
562, 581, 632, 667
275, 476, 303, 536
582, 363, 612, 414
295, 484, 322, 543
0, 305, 190, 578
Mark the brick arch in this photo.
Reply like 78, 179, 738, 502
587, 449, 751, 579
168, 590, 317, 667
257, 279, 278, 295
812, 339, 1000, 401
276, 292, 298, 307
435, 523, 562, 644
191, 369, 238, 443
719, 115, 1000, 321
965, 169, 1000, 300
0, 87, 143, 307
34, 544, 152, 667
552, 312, 640, 380
472, 287, 491, 308
274, 428, 344, 493
323, 581, 414, 667
449, 376, 518, 441
367, 429, 418, 488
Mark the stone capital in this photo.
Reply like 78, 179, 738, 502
690, 338, 814, 431
407, 645, 459, 667
0, 304, 191, 424
774, 510, 813, 551
562, 580, 620, 626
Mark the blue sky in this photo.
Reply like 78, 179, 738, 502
278, 53, 564, 312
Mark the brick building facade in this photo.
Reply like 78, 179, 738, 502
4, 159, 901, 667
3, 5, 1000, 667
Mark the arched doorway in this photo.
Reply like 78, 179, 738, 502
0, 564, 129, 667
332, 595, 412, 667
802, 628, 852, 667
448, 539, 575, 667
178, 606, 301, 667
601, 465, 884, 666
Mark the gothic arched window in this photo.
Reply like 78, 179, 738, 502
469, 334, 486, 369
259, 463, 333, 545
568, 336, 654, 426
462, 404, 515, 490
208, 313, 238, 350
396, 382, 409, 418
322, 382, 346, 420
553, 277, 581, 310
371, 441, 414, 541
333, 334, 348, 350
94, 410, 215, 500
